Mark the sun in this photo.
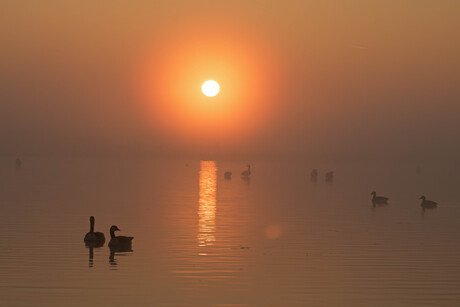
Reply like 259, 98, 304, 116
201, 80, 220, 97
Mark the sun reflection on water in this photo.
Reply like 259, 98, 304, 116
198, 160, 217, 247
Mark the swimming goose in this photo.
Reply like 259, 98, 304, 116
420, 196, 437, 208
108, 225, 133, 248
84, 216, 105, 245
371, 192, 389, 205
241, 164, 251, 177
224, 171, 232, 179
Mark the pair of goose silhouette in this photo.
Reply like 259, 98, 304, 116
310, 169, 334, 182
371, 192, 438, 208
224, 164, 251, 180
83, 216, 133, 249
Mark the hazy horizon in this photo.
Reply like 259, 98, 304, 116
2, 3, 460, 304
1, 1, 459, 161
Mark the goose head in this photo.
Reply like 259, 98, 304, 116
420, 196, 426, 201
109, 225, 121, 238
90, 216, 95, 223
371, 191, 376, 196
111, 225, 121, 232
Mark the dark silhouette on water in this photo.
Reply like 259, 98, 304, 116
15, 158, 22, 170
371, 191, 389, 205
325, 171, 334, 183
108, 225, 133, 249
241, 164, 251, 178
109, 225, 134, 268
224, 171, 232, 180
310, 169, 318, 183
420, 196, 437, 209
84, 216, 105, 247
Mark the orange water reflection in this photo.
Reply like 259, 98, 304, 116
198, 160, 217, 247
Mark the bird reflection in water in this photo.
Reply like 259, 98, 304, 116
85, 241, 103, 268
109, 252, 117, 267
109, 246, 133, 269
198, 161, 217, 248
88, 246, 94, 268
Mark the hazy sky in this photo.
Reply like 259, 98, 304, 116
1, 1, 459, 161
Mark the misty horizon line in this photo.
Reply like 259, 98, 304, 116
1, 151, 457, 165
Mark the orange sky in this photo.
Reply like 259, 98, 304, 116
0, 1, 459, 160
138, 18, 282, 150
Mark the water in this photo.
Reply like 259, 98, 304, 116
1, 157, 460, 306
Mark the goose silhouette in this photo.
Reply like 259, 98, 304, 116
108, 225, 133, 249
371, 192, 389, 205
241, 164, 251, 178
420, 196, 437, 208
84, 216, 105, 246
224, 171, 232, 179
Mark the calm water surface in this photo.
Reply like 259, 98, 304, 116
1, 158, 460, 306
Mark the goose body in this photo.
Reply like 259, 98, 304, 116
108, 225, 133, 248
420, 196, 437, 208
84, 216, 105, 245
371, 192, 389, 205
241, 164, 251, 177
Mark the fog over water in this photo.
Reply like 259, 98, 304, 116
1, 158, 460, 306
1, 2, 459, 305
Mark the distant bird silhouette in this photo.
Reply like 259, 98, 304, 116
224, 171, 232, 179
371, 192, 389, 205
108, 225, 133, 249
420, 196, 437, 209
310, 169, 318, 182
325, 171, 334, 183
15, 158, 22, 170
84, 216, 105, 246
241, 164, 251, 178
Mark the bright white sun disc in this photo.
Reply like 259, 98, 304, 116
202, 80, 220, 97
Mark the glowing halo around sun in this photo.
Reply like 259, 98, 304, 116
201, 80, 220, 97
138, 23, 283, 149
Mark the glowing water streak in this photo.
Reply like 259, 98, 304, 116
198, 160, 217, 247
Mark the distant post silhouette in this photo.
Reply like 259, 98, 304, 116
15, 158, 22, 170
325, 171, 334, 183
310, 169, 318, 183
